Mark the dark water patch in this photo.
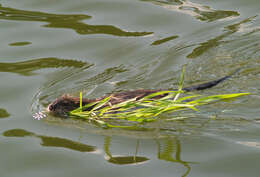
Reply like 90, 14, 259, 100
39, 136, 96, 152
225, 15, 257, 32
107, 156, 149, 165
151, 35, 179, 45
141, 0, 239, 22
0, 108, 10, 118
192, 9, 239, 22
0, 4, 152, 37
9, 41, 31, 46
3, 129, 97, 152
3, 129, 34, 137
0, 57, 90, 76
142, 0, 183, 6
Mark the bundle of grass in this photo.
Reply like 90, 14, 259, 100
69, 68, 250, 128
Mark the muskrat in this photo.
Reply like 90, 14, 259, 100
47, 73, 233, 118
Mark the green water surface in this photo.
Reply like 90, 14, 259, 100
0, 0, 259, 177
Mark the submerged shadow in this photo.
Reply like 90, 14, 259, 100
0, 4, 152, 37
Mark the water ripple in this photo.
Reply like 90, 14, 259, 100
141, 0, 239, 22
0, 4, 153, 37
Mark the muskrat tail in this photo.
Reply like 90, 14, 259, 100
183, 68, 241, 92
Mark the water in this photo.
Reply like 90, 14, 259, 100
0, 0, 259, 177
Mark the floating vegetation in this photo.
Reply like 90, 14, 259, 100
69, 67, 250, 128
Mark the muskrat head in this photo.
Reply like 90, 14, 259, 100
47, 96, 80, 118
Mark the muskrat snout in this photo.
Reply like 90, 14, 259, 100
47, 96, 81, 117
47, 104, 54, 112
47, 99, 59, 112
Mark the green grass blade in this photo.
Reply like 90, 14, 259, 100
173, 66, 185, 101
91, 96, 112, 112
80, 92, 83, 112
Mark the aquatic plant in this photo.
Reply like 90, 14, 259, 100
69, 68, 250, 128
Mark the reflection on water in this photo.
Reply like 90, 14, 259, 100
141, 0, 239, 22
8, 41, 31, 46
187, 16, 257, 58
151, 35, 179, 45
0, 108, 10, 118
156, 137, 191, 177
0, 4, 152, 37
2, 128, 191, 176
104, 136, 191, 177
104, 137, 149, 165
3, 129, 97, 152
0, 57, 91, 76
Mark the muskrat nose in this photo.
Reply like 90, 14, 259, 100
47, 104, 54, 112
